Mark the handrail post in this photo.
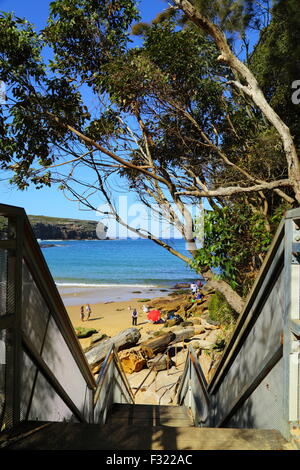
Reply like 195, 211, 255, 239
93, 344, 135, 424
283, 215, 300, 440
11, 214, 24, 427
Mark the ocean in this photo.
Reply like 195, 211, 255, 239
40, 238, 198, 305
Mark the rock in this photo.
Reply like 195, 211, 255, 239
201, 315, 220, 326
205, 329, 220, 343
29, 215, 107, 240
193, 326, 206, 335
85, 328, 141, 370
192, 339, 215, 350
147, 354, 173, 371
188, 303, 208, 316
192, 330, 220, 350
180, 321, 194, 327
170, 326, 195, 344
89, 332, 109, 346
118, 350, 146, 374
133, 365, 186, 406
173, 283, 190, 289
163, 318, 180, 328
201, 318, 220, 330
189, 317, 202, 325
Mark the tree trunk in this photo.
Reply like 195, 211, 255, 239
140, 332, 175, 359
85, 327, 141, 370
204, 278, 245, 315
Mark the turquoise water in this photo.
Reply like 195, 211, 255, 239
40, 238, 197, 288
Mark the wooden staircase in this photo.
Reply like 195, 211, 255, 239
0, 404, 293, 450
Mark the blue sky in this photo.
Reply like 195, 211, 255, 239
0, 0, 168, 220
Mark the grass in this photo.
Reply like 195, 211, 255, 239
208, 291, 238, 328
74, 327, 98, 338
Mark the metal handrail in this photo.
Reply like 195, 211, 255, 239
207, 217, 285, 394
176, 344, 211, 426
188, 347, 211, 410
0, 204, 97, 429
22, 212, 96, 390
94, 344, 134, 408
177, 344, 210, 406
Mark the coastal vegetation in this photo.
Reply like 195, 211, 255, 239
1, 0, 300, 323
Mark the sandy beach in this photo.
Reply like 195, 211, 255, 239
64, 293, 171, 350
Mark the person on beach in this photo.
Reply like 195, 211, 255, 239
85, 304, 92, 321
80, 305, 85, 322
142, 304, 149, 314
190, 282, 197, 295
132, 308, 138, 326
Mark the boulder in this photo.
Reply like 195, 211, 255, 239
170, 326, 195, 344
180, 321, 194, 327
147, 354, 173, 371
192, 330, 221, 350
89, 332, 109, 345
173, 283, 190, 289
201, 315, 220, 326
189, 317, 202, 325
200, 318, 220, 330
163, 318, 181, 328
192, 339, 215, 350
193, 326, 206, 335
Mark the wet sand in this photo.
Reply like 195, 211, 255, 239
58, 284, 173, 306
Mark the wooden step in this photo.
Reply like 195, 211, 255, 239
1, 420, 293, 450
106, 403, 194, 427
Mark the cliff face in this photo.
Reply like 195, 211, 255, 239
28, 215, 107, 240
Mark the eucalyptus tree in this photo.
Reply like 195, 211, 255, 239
171, 0, 300, 204
1, 0, 299, 314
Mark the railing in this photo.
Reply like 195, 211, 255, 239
93, 344, 134, 424
177, 209, 300, 442
0, 203, 134, 432
177, 344, 210, 427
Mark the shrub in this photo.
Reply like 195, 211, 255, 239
208, 291, 238, 328
74, 327, 98, 338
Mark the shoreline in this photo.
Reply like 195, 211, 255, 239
58, 284, 176, 306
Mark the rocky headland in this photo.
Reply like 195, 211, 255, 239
28, 214, 107, 240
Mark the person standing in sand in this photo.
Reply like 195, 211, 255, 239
85, 304, 92, 321
80, 305, 85, 322
131, 308, 138, 326
142, 304, 149, 314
